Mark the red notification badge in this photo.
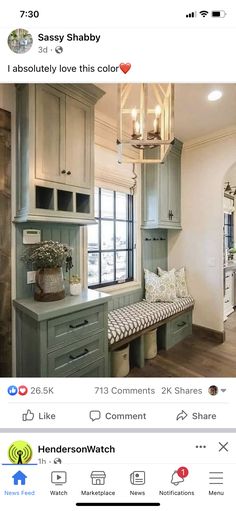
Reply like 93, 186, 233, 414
177, 466, 189, 478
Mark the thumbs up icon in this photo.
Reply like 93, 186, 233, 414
22, 410, 34, 421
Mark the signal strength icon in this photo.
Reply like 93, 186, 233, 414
199, 10, 209, 17
186, 11, 197, 18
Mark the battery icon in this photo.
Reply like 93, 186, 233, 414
211, 10, 227, 17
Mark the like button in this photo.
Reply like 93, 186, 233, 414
22, 409, 34, 422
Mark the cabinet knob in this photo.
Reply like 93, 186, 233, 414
67, 171, 71, 176
61, 169, 66, 174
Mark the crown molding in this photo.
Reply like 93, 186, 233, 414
183, 125, 236, 150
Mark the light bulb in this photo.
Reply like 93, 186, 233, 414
131, 108, 137, 120
208, 90, 222, 102
155, 105, 161, 117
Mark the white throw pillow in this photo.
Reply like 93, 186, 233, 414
157, 266, 189, 298
144, 268, 177, 303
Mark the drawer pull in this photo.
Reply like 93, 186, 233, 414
69, 320, 89, 329
69, 348, 89, 360
225, 299, 230, 303
177, 321, 186, 327
226, 286, 230, 290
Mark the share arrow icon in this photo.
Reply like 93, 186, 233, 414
176, 410, 188, 421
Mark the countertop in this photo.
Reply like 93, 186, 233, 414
13, 288, 110, 321
224, 261, 236, 272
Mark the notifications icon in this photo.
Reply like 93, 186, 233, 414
89, 410, 101, 422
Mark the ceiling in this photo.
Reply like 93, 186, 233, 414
95, 84, 236, 142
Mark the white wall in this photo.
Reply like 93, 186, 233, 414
168, 127, 236, 332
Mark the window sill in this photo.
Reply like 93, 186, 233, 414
94, 281, 142, 296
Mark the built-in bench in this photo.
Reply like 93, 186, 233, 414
108, 296, 194, 370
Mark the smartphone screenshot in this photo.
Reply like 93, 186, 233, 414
0, 1, 236, 509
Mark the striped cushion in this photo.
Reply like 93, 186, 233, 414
108, 296, 194, 345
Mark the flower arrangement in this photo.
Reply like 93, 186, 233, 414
69, 274, 80, 284
22, 241, 72, 270
69, 274, 81, 295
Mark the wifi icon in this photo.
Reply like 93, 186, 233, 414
200, 10, 209, 17
8, 440, 33, 464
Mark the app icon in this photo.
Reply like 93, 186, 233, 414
8, 385, 18, 396
171, 466, 189, 485
8, 440, 33, 464
51, 471, 67, 485
130, 471, 146, 485
18, 385, 28, 396
91, 471, 106, 485
12, 471, 27, 486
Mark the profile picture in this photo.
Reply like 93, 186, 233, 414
8, 28, 33, 54
208, 385, 218, 396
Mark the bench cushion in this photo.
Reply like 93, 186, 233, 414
108, 296, 194, 345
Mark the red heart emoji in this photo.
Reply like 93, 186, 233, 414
18, 385, 28, 396
120, 63, 131, 74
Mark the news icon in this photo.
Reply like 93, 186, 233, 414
130, 471, 146, 485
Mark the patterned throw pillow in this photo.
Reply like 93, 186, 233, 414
144, 268, 177, 303
157, 266, 189, 298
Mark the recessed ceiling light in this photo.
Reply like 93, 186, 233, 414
207, 90, 223, 101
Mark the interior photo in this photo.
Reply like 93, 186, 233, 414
0, 82, 236, 378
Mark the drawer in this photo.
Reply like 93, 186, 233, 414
68, 357, 107, 377
47, 332, 105, 376
158, 310, 192, 351
169, 311, 192, 336
47, 305, 105, 348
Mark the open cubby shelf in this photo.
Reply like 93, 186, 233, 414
57, 190, 73, 212
76, 193, 90, 214
36, 186, 54, 210
35, 187, 91, 216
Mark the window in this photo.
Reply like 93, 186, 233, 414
88, 187, 134, 288
224, 212, 234, 250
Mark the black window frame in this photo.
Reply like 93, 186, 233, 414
88, 187, 134, 289
224, 212, 234, 251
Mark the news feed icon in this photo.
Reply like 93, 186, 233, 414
8, 440, 33, 464
8, 29, 33, 54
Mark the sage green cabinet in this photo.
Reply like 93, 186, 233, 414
141, 139, 182, 229
14, 290, 110, 377
15, 83, 104, 224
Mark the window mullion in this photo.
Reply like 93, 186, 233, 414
98, 188, 102, 284
114, 190, 116, 281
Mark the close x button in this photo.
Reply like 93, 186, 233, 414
218, 442, 229, 452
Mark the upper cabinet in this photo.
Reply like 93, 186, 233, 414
141, 139, 182, 229
15, 83, 104, 224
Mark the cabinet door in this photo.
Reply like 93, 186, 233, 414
168, 150, 181, 226
142, 162, 158, 226
158, 159, 170, 224
65, 96, 92, 189
35, 85, 66, 183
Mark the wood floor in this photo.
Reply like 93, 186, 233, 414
129, 310, 236, 377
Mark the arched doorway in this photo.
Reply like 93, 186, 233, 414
223, 162, 236, 342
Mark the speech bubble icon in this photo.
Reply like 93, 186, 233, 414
89, 410, 101, 422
